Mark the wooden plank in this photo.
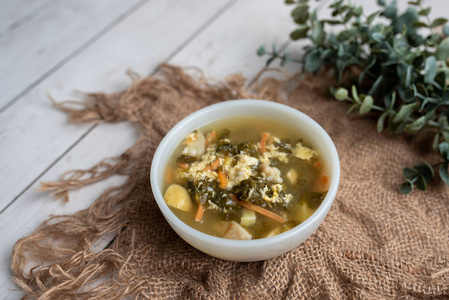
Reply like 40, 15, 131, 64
0, 0, 145, 111
0, 0, 236, 296
0, 122, 137, 298
170, 0, 293, 79
0, 0, 232, 212
0, 0, 292, 296
0, 0, 54, 36
2, 0, 448, 297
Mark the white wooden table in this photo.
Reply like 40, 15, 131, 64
0, 0, 446, 298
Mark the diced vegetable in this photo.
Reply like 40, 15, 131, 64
181, 130, 206, 158
240, 208, 256, 227
222, 221, 253, 240
296, 202, 314, 222
165, 167, 174, 184
236, 198, 286, 223
218, 171, 228, 189
263, 226, 283, 238
195, 203, 205, 222
312, 174, 330, 193
313, 160, 323, 169
209, 158, 222, 171
164, 184, 194, 212
286, 169, 298, 185
205, 130, 217, 148
178, 162, 190, 169
260, 132, 269, 154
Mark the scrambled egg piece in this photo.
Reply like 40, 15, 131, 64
225, 155, 259, 188
293, 142, 316, 160
259, 163, 283, 184
177, 150, 218, 182
261, 184, 293, 204
259, 142, 289, 165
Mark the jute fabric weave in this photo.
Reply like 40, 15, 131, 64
11, 65, 449, 299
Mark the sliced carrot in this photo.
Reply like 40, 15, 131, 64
313, 160, 323, 169
321, 175, 330, 185
195, 204, 206, 222
205, 130, 217, 148
312, 174, 330, 193
182, 136, 194, 145
237, 200, 286, 223
218, 171, 228, 189
204, 158, 221, 172
178, 162, 190, 169
260, 132, 269, 154
165, 167, 174, 183
229, 194, 239, 202
210, 158, 222, 170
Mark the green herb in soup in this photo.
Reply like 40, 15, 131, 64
163, 123, 329, 240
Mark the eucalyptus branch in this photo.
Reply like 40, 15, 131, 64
257, 0, 449, 193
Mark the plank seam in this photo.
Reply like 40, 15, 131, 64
0, 0, 237, 216
0, 0, 152, 114
0, 0, 62, 40
0, 124, 97, 215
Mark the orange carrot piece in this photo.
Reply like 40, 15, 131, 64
312, 174, 330, 193
237, 200, 286, 223
218, 171, 228, 189
179, 162, 190, 169
182, 136, 194, 145
166, 167, 174, 183
210, 158, 221, 170
260, 132, 269, 154
313, 161, 323, 169
204, 158, 221, 172
321, 175, 330, 185
229, 194, 238, 202
205, 130, 217, 148
195, 204, 205, 222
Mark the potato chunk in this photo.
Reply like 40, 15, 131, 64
296, 202, 314, 222
181, 130, 206, 158
240, 208, 256, 227
286, 168, 298, 185
164, 184, 193, 212
263, 226, 283, 238
223, 221, 253, 240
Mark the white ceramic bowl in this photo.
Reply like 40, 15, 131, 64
150, 99, 340, 262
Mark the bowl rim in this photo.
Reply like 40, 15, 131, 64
150, 99, 340, 248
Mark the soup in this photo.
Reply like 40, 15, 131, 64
163, 117, 330, 240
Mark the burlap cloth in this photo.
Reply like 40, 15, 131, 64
11, 64, 449, 299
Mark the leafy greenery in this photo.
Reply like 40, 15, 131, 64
258, 0, 449, 193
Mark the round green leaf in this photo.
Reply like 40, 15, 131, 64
403, 167, 419, 180
439, 163, 449, 186
359, 95, 374, 114
311, 21, 325, 44
392, 102, 418, 123
436, 38, 449, 61
383, 1, 398, 19
256, 45, 266, 56
290, 25, 309, 40
334, 87, 348, 101
415, 174, 427, 191
424, 56, 437, 84
439, 142, 449, 160
413, 163, 435, 182
400, 181, 413, 194
431, 18, 448, 28
443, 24, 449, 36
